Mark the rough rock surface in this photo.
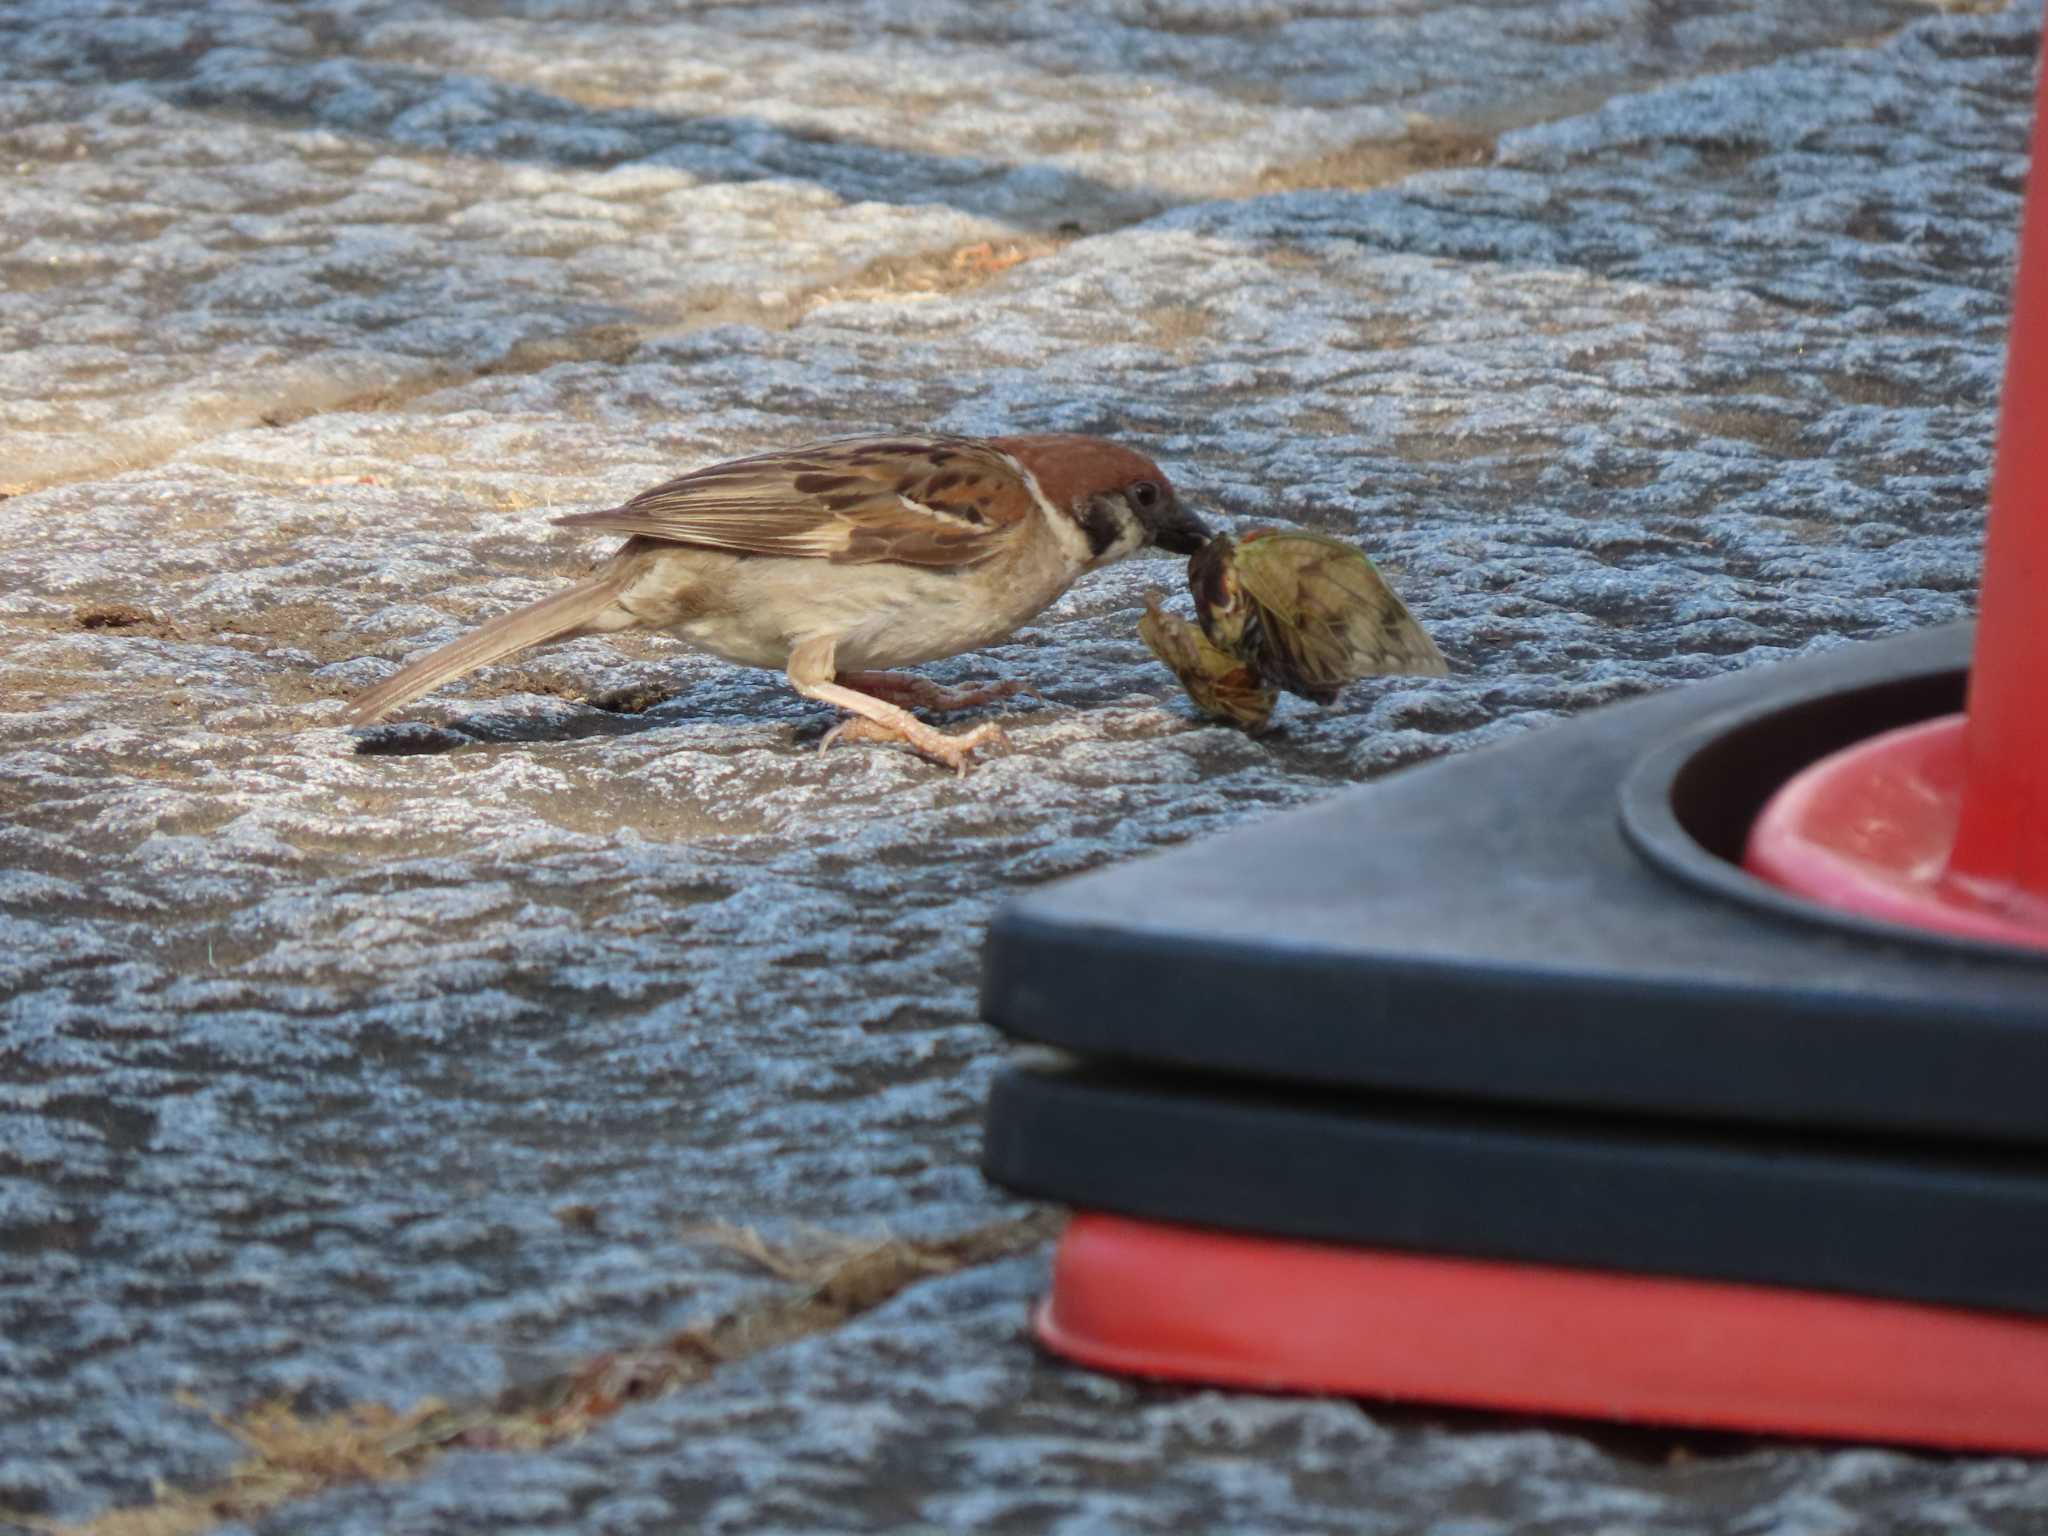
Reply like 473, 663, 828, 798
0, 0, 2039, 1530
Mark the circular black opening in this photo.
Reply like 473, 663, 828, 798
1616, 661, 2044, 964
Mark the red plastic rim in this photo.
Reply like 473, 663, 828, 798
1743, 713, 2048, 952
1038, 1212, 2048, 1453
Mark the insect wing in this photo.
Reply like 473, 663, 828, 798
1234, 533, 1447, 696
1140, 595, 1277, 733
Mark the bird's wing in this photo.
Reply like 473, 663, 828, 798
1140, 593, 1276, 732
553, 435, 1037, 568
1234, 531, 1449, 689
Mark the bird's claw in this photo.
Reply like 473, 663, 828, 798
820, 716, 1010, 776
936, 722, 1010, 777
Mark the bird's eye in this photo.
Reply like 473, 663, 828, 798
1128, 480, 1162, 511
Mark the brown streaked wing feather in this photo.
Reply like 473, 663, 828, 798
552, 435, 1035, 569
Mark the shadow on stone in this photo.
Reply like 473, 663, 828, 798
158, 54, 1166, 224
351, 698, 689, 756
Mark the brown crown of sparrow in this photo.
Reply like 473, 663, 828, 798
347, 432, 1211, 773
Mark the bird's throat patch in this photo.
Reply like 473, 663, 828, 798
1077, 500, 1128, 559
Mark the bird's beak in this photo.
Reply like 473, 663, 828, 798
1148, 500, 1213, 556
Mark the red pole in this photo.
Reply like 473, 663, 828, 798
1946, 43, 2048, 919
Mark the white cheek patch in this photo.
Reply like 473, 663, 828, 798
1007, 454, 1099, 569
1099, 511, 1147, 566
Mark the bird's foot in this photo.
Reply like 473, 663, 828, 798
820, 715, 1010, 777
835, 671, 1040, 713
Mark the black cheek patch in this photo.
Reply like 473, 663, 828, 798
1078, 501, 1125, 558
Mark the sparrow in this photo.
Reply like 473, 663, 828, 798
346, 433, 1211, 772
1141, 528, 1446, 730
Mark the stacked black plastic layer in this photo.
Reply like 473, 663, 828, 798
981, 625, 2048, 1315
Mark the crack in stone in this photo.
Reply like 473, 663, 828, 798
18, 1211, 1061, 1536
0, 119, 1516, 498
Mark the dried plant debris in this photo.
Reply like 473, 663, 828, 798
1148, 529, 1447, 729
586, 680, 682, 715
688, 1212, 1059, 1291
26, 1211, 1058, 1536
1256, 121, 1496, 193
816, 237, 1068, 305
70, 603, 160, 632
9, 1399, 428, 1536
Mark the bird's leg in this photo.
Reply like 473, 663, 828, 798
817, 717, 909, 750
806, 684, 1011, 776
834, 671, 1039, 713
788, 639, 1007, 776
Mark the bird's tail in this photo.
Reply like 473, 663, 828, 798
346, 576, 626, 725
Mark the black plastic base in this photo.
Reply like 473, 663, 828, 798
982, 625, 2048, 1149
985, 1061, 2048, 1315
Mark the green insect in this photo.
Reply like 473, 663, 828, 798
1147, 529, 1447, 729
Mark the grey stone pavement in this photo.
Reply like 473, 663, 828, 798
2, 0, 2044, 1530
